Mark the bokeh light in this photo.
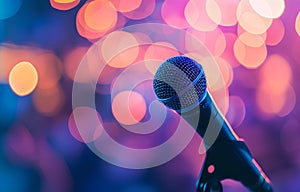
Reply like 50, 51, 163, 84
204, 28, 226, 56
233, 37, 267, 69
96, 65, 122, 85
70, 45, 103, 83
186, 27, 226, 56
266, 19, 285, 46
76, 3, 108, 40
77, 5, 127, 41
144, 42, 179, 74
226, 95, 246, 128
256, 84, 283, 116
215, 57, 233, 88
237, 23, 267, 39
210, 86, 229, 115
34, 52, 63, 89
259, 54, 292, 92
161, 0, 189, 29
295, 12, 300, 36
109, 60, 154, 104
237, 24, 267, 48
237, 0, 273, 34
55, 0, 76, 2
9, 61, 38, 96
33, 85, 65, 116
133, 32, 152, 44
50, 0, 80, 10
84, 0, 118, 31
68, 106, 103, 143
277, 85, 296, 117
249, 0, 285, 19
110, 0, 142, 13
185, 28, 206, 53
64, 46, 89, 81
256, 54, 294, 116
122, 0, 155, 20
238, 31, 266, 47
221, 33, 240, 68
144, 42, 179, 61
101, 31, 139, 68
84, 42, 117, 86
185, 0, 218, 32
112, 91, 147, 125
0, 44, 36, 83
0, 45, 62, 90
256, 83, 295, 116
0, 0, 23, 20
206, 0, 239, 27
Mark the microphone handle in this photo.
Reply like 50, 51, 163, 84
180, 92, 238, 146
179, 92, 273, 191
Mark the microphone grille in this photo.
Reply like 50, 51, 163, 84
153, 56, 207, 111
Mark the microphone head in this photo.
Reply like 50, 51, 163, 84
153, 56, 207, 112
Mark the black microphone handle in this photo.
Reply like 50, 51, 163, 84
179, 92, 239, 145
178, 92, 273, 192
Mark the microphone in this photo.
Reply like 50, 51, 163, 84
153, 56, 273, 192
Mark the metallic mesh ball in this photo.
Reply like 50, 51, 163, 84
153, 56, 207, 111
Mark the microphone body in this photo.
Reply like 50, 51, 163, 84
180, 91, 237, 145
182, 93, 272, 192
153, 56, 273, 192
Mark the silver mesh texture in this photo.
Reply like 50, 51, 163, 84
153, 56, 207, 111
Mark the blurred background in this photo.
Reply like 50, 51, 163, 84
1, 0, 300, 191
